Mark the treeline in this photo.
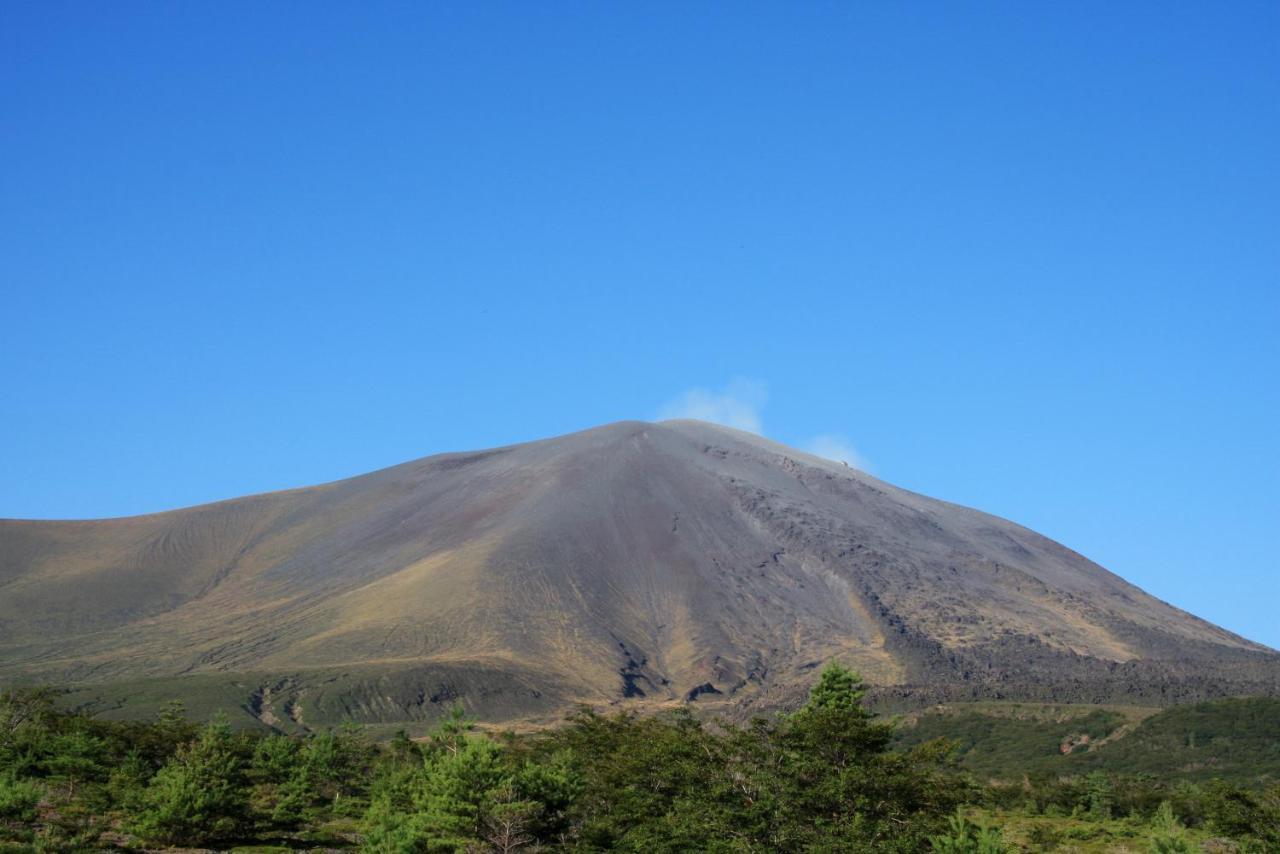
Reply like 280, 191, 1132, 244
2, 666, 1277, 852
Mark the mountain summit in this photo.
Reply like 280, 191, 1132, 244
1, 420, 1274, 724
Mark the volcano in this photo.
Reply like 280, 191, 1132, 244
1, 420, 1274, 725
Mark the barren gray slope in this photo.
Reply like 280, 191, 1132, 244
0, 420, 1274, 722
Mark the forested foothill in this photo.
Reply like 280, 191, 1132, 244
2, 666, 1277, 852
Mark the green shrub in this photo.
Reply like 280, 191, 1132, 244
929, 809, 1008, 853
0, 773, 42, 823
1202, 781, 1280, 849
1086, 771, 1114, 819
1146, 800, 1194, 852
1025, 823, 1064, 847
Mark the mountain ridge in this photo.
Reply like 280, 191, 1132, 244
2, 419, 1275, 725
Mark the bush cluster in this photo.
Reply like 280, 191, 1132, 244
1, 669, 1277, 852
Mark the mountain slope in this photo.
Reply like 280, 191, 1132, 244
1, 420, 1275, 724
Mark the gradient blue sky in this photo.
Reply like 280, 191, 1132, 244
2, 3, 1277, 647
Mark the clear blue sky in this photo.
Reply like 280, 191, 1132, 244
2, 3, 1277, 648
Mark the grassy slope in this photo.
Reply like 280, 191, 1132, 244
895, 697, 1280, 785
57, 672, 1280, 788
50, 662, 576, 737
1066, 697, 1280, 781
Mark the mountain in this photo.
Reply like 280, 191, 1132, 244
1, 420, 1275, 727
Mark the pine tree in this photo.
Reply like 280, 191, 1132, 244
128, 715, 248, 845
782, 661, 893, 768
1086, 771, 1114, 820
41, 728, 106, 797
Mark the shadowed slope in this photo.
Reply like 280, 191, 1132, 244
1, 420, 1275, 724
